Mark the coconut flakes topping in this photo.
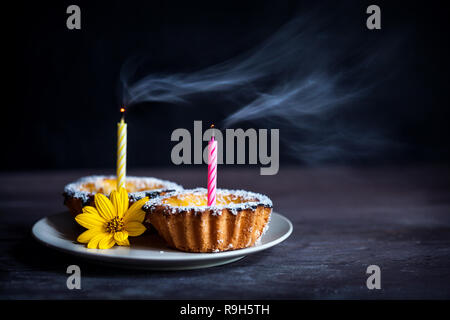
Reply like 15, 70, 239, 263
63, 175, 183, 204
143, 187, 273, 215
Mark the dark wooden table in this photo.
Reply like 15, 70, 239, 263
1, 165, 449, 299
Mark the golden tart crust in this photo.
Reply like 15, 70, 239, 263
143, 188, 272, 253
63, 175, 182, 217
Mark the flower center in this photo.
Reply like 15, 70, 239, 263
106, 216, 124, 233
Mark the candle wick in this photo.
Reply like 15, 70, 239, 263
210, 124, 215, 140
120, 107, 126, 122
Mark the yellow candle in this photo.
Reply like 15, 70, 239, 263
117, 108, 127, 190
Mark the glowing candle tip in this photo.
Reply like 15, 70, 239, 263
210, 124, 215, 140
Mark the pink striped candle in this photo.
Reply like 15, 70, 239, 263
207, 130, 217, 206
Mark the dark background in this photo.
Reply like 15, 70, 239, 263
6, 0, 450, 171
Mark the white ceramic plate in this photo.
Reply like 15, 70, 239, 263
32, 212, 292, 270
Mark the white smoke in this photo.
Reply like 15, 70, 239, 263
120, 10, 404, 164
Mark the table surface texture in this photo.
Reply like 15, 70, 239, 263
1, 165, 449, 299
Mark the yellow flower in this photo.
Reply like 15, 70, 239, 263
75, 188, 148, 249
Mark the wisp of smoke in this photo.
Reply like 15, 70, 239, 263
120, 9, 403, 164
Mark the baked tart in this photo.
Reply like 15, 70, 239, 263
63, 175, 182, 217
143, 188, 272, 252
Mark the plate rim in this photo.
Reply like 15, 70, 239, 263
32, 211, 293, 263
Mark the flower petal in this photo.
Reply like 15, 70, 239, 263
116, 238, 130, 246
82, 206, 99, 215
125, 221, 147, 236
98, 234, 116, 249
94, 193, 116, 220
124, 197, 149, 224
77, 229, 100, 244
110, 188, 129, 218
87, 232, 109, 249
113, 230, 128, 243
75, 213, 106, 230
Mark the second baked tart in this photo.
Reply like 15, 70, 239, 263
63, 175, 182, 217
143, 188, 272, 253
